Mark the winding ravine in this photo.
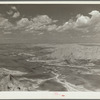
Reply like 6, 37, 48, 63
51, 71, 91, 91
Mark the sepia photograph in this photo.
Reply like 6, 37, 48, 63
0, 2, 100, 98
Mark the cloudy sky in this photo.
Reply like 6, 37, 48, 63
0, 4, 100, 44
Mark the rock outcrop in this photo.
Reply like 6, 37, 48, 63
0, 74, 27, 91
0, 68, 27, 76
49, 44, 100, 64
0, 68, 29, 91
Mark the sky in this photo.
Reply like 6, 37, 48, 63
1, 4, 100, 44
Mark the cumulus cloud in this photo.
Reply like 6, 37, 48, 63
89, 10, 100, 16
16, 18, 30, 28
11, 6, 17, 10
2, 8, 100, 35
32, 15, 57, 25
7, 10, 13, 15
16, 15, 57, 32
0, 14, 57, 34
47, 24, 57, 31
7, 6, 20, 19
1, 7, 59, 34
0, 16, 13, 30
12, 12, 20, 18
75, 14, 90, 27
56, 10, 100, 33
56, 20, 75, 32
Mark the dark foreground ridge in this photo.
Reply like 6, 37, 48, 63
0, 74, 27, 91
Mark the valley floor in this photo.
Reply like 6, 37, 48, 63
0, 43, 100, 91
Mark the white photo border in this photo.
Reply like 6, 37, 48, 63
0, 1, 100, 99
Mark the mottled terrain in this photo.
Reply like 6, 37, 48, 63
0, 43, 100, 91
